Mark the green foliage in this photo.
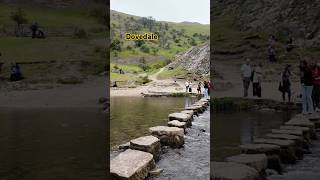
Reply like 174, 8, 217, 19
140, 44, 150, 53
10, 8, 28, 26
111, 39, 122, 51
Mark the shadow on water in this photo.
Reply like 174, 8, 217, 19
212, 110, 297, 161
0, 108, 106, 180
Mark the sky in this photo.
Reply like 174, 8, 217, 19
110, 0, 210, 24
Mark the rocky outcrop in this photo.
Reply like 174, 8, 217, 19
167, 43, 210, 75
212, 0, 320, 48
211, 162, 259, 180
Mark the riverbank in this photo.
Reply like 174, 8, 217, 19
0, 76, 106, 108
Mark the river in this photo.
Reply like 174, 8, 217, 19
0, 107, 106, 180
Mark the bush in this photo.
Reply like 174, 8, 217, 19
140, 45, 150, 53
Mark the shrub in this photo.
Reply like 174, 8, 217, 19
140, 45, 150, 53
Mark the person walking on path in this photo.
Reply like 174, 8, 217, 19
185, 81, 189, 93
189, 81, 193, 93
241, 59, 252, 97
268, 46, 276, 63
312, 62, 320, 111
252, 63, 262, 97
280, 64, 292, 102
197, 82, 202, 95
300, 60, 314, 115
203, 81, 209, 98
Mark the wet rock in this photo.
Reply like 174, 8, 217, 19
185, 105, 203, 113
226, 154, 267, 174
149, 168, 163, 177
211, 162, 259, 180
119, 142, 130, 150
272, 129, 304, 137
168, 120, 187, 131
285, 117, 315, 129
168, 112, 192, 127
280, 125, 313, 140
200, 128, 206, 132
110, 149, 156, 180
130, 136, 161, 161
149, 126, 184, 148
253, 138, 297, 164
240, 144, 282, 173
180, 110, 194, 116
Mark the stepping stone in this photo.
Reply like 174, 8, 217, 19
185, 105, 203, 113
118, 142, 130, 150
285, 118, 315, 129
180, 110, 194, 116
226, 154, 267, 174
110, 149, 156, 180
240, 144, 282, 173
168, 120, 187, 131
280, 125, 315, 140
130, 136, 161, 161
211, 162, 259, 180
168, 112, 192, 127
271, 129, 304, 137
149, 126, 184, 148
253, 138, 297, 164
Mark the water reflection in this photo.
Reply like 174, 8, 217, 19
110, 97, 197, 147
0, 108, 106, 180
212, 110, 296, 161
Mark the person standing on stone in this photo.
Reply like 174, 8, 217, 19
268, 46, 276, 63
300, 59, 314, 115
189, 81, 192, 93
197, 81, 202, 95
203, 81, 209, 98
241, 59, 252, 97
312, 61, 320, 111
281, 64, 292, 102
252, 63, 262, 98
185, 81, 189, 92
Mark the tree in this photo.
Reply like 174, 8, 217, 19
11, 8, 28, 37
151, 47, 159, 55
111, 39, 122, 51
139, 57, 149, 71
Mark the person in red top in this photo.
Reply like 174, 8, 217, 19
312, 62, 320, 111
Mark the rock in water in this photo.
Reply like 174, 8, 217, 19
226, 154, 268, 174
168, 120, 187, 130
168, 112, 192, 127
149, 126, 184, 148
211, 162, 259, 180
130, 136, 161, 161
110, 149, 156, 180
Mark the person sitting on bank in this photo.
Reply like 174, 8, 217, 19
10, 63, 23, 81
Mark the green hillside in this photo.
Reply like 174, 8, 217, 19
0, 2, 107, 89
110, 10, 209, 86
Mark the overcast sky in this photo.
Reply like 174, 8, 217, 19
110, 0, 210, 24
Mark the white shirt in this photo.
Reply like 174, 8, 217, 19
185, 82, 189, 86
253, 66, 262, 83
241, 64, 252, 78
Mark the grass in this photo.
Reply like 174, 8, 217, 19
110, 63, 143, 73
158, 66, 187, 79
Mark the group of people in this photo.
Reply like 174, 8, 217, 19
280, 59, 320, 114
185, 80, 211, 98
241, 57, 320, 115
241, 59, 263, 98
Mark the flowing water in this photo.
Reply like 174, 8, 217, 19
110, 97, 210, 179
0, 108, 106, 180
212, 110, 296, 161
